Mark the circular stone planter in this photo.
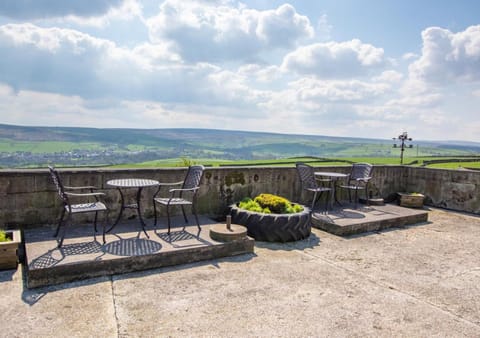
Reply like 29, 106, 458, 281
229, 203, 311, 242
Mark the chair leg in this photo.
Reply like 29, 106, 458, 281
192, 204, 201, 231
167, 205, 171, 234
181, 205, 188, 223
93, 211, 98, 232
57, 213, 72, 248
365, 183, 370, 206
354, 189, 358, 209
311, 191, 318, 211
324, 190, 330, 213
102, 213, 106, 244
54, 208, 66, 237
348, 189, 352, 203
317, 191, 324, 207
153, 200, 158, 227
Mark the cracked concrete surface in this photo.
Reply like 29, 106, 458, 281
1, 207, 480, 337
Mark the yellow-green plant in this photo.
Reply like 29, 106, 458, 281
238, 197, 270, 213
177, 157, 196, 167
0, 230, 11, 242
238, 194, 303, 214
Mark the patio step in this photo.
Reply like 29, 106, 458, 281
23, 216, 254, 288
311, 203, 429, 236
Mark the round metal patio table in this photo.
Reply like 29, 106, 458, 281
106, 178, 160, 238
314, 172, 348, 208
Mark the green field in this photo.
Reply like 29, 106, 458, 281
426, 161, 480, 169
106, 156, 480, 170
1, 124, 479, 169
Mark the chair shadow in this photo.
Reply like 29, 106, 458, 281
155, 228, 213, 248
321, 204, 398, 220
28, 241, 105, 270
0, 269, 17, 283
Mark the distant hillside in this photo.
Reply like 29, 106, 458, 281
0, 123, 479, 167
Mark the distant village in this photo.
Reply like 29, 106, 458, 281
0, 148, 239, 168
0, 149, 166, 168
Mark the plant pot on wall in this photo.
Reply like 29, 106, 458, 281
398, 192, 425, 208
0, 230, 21, 270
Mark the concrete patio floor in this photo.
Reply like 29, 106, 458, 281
1, 207, 480, 337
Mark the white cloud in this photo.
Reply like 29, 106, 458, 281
372, 70, 403, 83
0, 82, 269, 130
402, 52, 418, 60
146, 0, 314, 62
0, 23, 258, 107
316, 14, 332, 41
0, 23, 117, 96
64, 0, 142, 27
282, 39, 386, 78
409, 25, 480, 84
0, 0, 125, 20
0, 1, 479, 142
289, 78, 390, 103
239, 65, 286, 90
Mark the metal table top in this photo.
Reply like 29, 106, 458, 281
314, 172, 348, 178
106, 178, 160, 188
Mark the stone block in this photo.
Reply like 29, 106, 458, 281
8, 175, 35, 194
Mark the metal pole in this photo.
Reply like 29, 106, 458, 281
400, 141, 404, 164
393, 132, 413, 165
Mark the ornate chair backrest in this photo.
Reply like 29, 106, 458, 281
182, 165, 205, 193
48, 166, 69, 206
296, 163, 318, 190
349, 163, 373, 181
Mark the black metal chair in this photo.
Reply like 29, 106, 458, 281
153, 165, 205, 234
339, 163, 373, 208
48, 166, 108, 247
296, 162, 331, 212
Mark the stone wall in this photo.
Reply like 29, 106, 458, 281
0, 165, 479, 229
404, 167, 480, 213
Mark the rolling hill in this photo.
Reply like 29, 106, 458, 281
0, 123, 479, 168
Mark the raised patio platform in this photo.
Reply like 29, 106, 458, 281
24, 216, 254, 288
311, 203, 429, 236
24, 205, 428, 288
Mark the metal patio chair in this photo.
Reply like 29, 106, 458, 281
153, 165, 205, 234
339, 163, 373, 209
48, 166, 108, 247
296, 162, 332, 212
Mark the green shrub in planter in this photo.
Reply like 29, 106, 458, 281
0, 230, 11, 242
238, 193, 303, 214
231, 194, 310, 242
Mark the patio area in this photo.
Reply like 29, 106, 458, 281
2, 207, 480, 336
22, 202, 427, 288
23, 215, 254, 288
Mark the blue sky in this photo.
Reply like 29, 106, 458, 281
0, 0, 479, 141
